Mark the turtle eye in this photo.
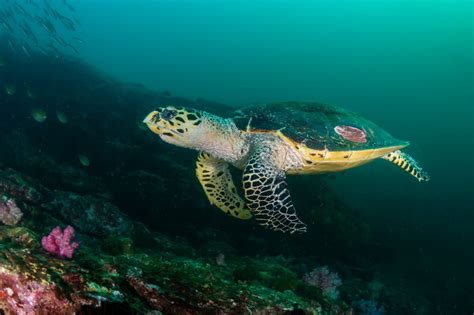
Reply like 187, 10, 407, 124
161, 109, 177, 121
148, 111, 159, 123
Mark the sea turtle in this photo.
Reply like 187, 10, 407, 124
143, 102, 429, 233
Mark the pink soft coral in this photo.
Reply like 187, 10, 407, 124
41, 225, 79, 259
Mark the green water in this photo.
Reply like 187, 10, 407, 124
0, 0, 472, 313
78, 0, 473, 291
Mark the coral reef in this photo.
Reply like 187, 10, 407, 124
0, 221, 332, 314
303, 266, 342, 301
0, 267, 76, 315
41, 225, 80, 259
0, 167, 338, 314
0, 196, 23, 226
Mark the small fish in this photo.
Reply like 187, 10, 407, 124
13, 2, 27, 15
31, 109, 47, 122
36, 46, 49, 56
31, 1, 40, 10
215, 253, 226, 266
42, 0, 53, 12
7, 39, 17, 52
67, 44, 79, 54
39, 18, 56, 34
78, 154, 90, 167
137, 122, 148, 130
59, 15, 76, 31
52, 34, 68, 47
26, 88, 36, 99
21, 21, 33, 34
56, 110, 68, 123
28, 32, 39, 45
0, 18, 13, 32
62, 0, 76, 13
4, 84, 16, 95
50, 7, 61, 20
21, 45, 31, 58
72, 36, 85, 44
47, 43, 61, 58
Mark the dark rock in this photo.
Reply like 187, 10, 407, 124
0, 168, 44, 204
42, 191, 133, 237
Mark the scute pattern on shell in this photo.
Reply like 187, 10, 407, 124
233, 102, 406, 151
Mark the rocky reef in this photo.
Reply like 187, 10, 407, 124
0, 167, 344, 314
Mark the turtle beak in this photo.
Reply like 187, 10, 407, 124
143, 110, 159, 124
143, 111, 162, 135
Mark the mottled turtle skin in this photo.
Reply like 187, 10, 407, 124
233, 102, 408, 151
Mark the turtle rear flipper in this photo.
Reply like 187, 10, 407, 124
382, 150, 430, 182
196, 152, 252, 220
243, 145, 307, 233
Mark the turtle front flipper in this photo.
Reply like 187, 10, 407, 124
382, 150, 430, 182
196, 152, 252, 220
243, 146, 307, 233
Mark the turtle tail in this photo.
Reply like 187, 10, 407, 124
382, 150, 430, 182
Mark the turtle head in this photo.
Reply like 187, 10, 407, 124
143, 106, 207, 148
143, 105, 247, 161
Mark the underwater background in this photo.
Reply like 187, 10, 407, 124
0, 0, 472, 314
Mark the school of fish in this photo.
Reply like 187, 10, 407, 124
0, 0, 82, 58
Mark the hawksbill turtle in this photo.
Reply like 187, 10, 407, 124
143, 101, 429, 233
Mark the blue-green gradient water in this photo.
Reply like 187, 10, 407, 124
1, 0, 472, 313
77, 0, 473, 269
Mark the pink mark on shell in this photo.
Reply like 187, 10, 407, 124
334, 125, 367, 143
